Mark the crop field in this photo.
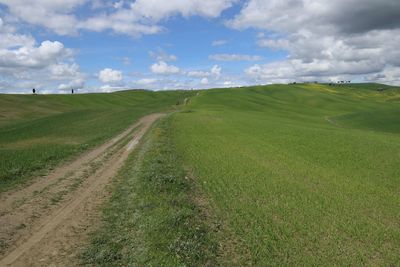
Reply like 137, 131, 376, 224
1, 83, 399, 266
82, 118, 218, 266
0, 90, 192, 191
169, 83, 400, 265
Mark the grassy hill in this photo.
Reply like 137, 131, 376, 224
0, 90, 193, 191
2, 83, 399, 265
169, 83, 400, 265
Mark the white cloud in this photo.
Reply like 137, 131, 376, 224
0, 28, 35, 50
245, 29, 400, 84
150, 61, 180, 75
230, 0, 400, 84
0, 19, 85, 93
364, 66, 400, 85
49, 63, 81, 79
0, 0, 237, 36
113, 1, 124, 9
185, 65, 222, 81
78, 13, 161, 37
187, 70, 210, 78
186, 65, 222, 80
98, 68, 123, 83
257, 38, 290, 51
211, 65, 221, 78
0, 40, 67, 69
200, 77, 209, 85
223, 80, 235, 86
149, 49, 177, 62
209, 54, 263, 62
131, 0, 237, 21
0, 0, 84, 35
58, 78, 85, 91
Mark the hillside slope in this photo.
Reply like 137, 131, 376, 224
170, 83, 400, 265
0, 90, 192, 190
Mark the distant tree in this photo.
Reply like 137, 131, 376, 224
71, 88, 74, 94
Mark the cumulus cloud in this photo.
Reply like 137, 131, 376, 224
0, 0, 237, 36
187, 70, 211, 78
149, 49, 177, 62
0, 0, 83, 35
186, 65, 222, 79
132, 64, 233, 90
0, 25, 35, 49
2, 0, 399, 92
200, 77, 209, 85
0, 40, 68, 69
77, 12, 161, 37
49, 63, 82, 79
113, 1, 124, 10
150, 61, 180, 75
364, 66, 400, 85
209, 54, 263, 62
58, 78, 85, 91
0, 18, 85, 93
229, 0, 400, 84
228, 0, 400, 34
211, 65, 221, 78
130, 0, 237, 21
98, 68, 123, 83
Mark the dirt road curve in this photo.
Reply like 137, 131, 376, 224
0, 113, 164, 266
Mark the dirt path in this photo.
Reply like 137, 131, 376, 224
0, 113, 164, 266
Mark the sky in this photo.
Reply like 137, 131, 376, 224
0, 0, 399, 93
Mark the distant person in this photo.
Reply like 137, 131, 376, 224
32, 88, 36, 94
72, 89, 74, 94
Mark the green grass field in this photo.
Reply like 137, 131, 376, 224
0, 90, 193, 191
82, 118, 218, 266
169, 83, 400, 265
2, 83, 400, 265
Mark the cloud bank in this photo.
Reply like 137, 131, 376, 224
228, 0, 400, 84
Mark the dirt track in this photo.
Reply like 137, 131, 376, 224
0, 113, 164, 266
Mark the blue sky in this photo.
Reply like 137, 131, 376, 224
0, 0, 399, 93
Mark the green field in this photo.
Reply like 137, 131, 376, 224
0, 90, 192, 191
2, 83, 400, 265
82, 118, 217, 266
169, 83, 400, 265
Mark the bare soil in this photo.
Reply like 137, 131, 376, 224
0, 113, 164, 266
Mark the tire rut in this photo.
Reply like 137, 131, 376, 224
0, 113, 164, 266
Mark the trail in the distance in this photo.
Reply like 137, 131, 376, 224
0, 113, 164, 266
